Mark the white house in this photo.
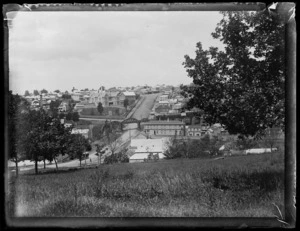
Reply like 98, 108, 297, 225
71, 128, 89, 139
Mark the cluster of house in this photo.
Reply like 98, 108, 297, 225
24, 93, 62, 111
70, 87, 138, 112
149, 90, 186, 119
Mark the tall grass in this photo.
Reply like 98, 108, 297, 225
7, 151, 284, 217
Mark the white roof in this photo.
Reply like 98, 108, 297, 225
123, 91, 136, 96
130, 138, 170, 153
159, 100, 169, 104
71, 128, 89, 134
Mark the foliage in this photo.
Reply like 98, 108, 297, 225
49, 99, 62, 118
261, 127, 283, 151
33, 90, 39, 96
40, 89, 48, 94
54, 90, 60, 93
97, 102, 104, 115
236, 135, 258, 150
181, 10, 286, 137
8, 91, 30, 175
123, 98, 129, 109
103, 150, 129, 164
164, 135, 222, 159
72, 112, 80, 122
17, 109, 73, 173
67, 134, 90, 167
24, 90, 30, 96
92, 125, 105, 141
61, 94, 71, 100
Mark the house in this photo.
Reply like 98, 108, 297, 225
172, 103, 183, 113
89, 87, 106, 106
71, 128, 89, 139
104, 91, 123, 106
142, 120, 185, 136
123, 91, 136, 105
159, 94, 169, 101
58, 102, 70, 112
186, 125, 206, 137
158, 100, 170, 106
155, 104, 172, 114
128, 138, 169, 163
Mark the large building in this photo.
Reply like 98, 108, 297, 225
128, 138, 169, 163
142, 120, 185, 136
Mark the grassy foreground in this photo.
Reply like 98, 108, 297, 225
6, 151, 284, 217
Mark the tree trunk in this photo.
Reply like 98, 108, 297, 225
85, 156, 87, 167
54, 158, 58, 171
79, 158, 81, 167
15, 160, 18, 177
43, 158, 46, 169
35, 158, 38, 175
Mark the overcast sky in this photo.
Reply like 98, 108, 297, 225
9, 11, 224, 94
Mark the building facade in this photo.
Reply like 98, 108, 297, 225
142, 121, 185, 136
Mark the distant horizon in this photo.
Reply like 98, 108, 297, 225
13, 82, 186, 95
9, 11, 224, 95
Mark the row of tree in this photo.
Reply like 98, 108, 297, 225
8, 91, 91, 175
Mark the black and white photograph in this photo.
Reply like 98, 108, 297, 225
4, 2, 295, 228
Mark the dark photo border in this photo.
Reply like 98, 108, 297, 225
3, 2, 296, 228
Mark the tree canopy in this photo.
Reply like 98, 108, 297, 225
181, 10, 286, 137
97, 102, 104, 115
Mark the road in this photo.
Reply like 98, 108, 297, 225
131, 93, 159, 120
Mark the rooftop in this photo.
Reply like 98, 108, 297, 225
123, 91, 136, 96
142, 120, 184, 125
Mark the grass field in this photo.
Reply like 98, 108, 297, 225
6, 151, 284, 217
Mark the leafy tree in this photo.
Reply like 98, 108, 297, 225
24, 90, 30, 96
67, 134, 90, 167
61, 94, 71, 100
97, 102, 104, 115
72, 112, 79, 122
181, 10, 286, 137
103, 148, 129, 164
262, 127, 282, 152
41, 89, 48, 94
8, 91, 30, 176
123, 98, 129, 110
49, 99, 61, 118
33, 90, 39, 96
54, 89, 60, 93
66, 112, 72, 121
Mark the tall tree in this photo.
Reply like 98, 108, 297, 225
181, 10, 286, 137
8, 91, 30, 176
97, 102, 104, 115
72, 112, 80, 122
41, 89, 48, 94
68, 134, 90, 167
24, 90, 30, 96
123, 98, 129, 110
33, 90, 39, 96
54, 89, 60, 93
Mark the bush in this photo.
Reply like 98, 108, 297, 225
104, 153, 129, 164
